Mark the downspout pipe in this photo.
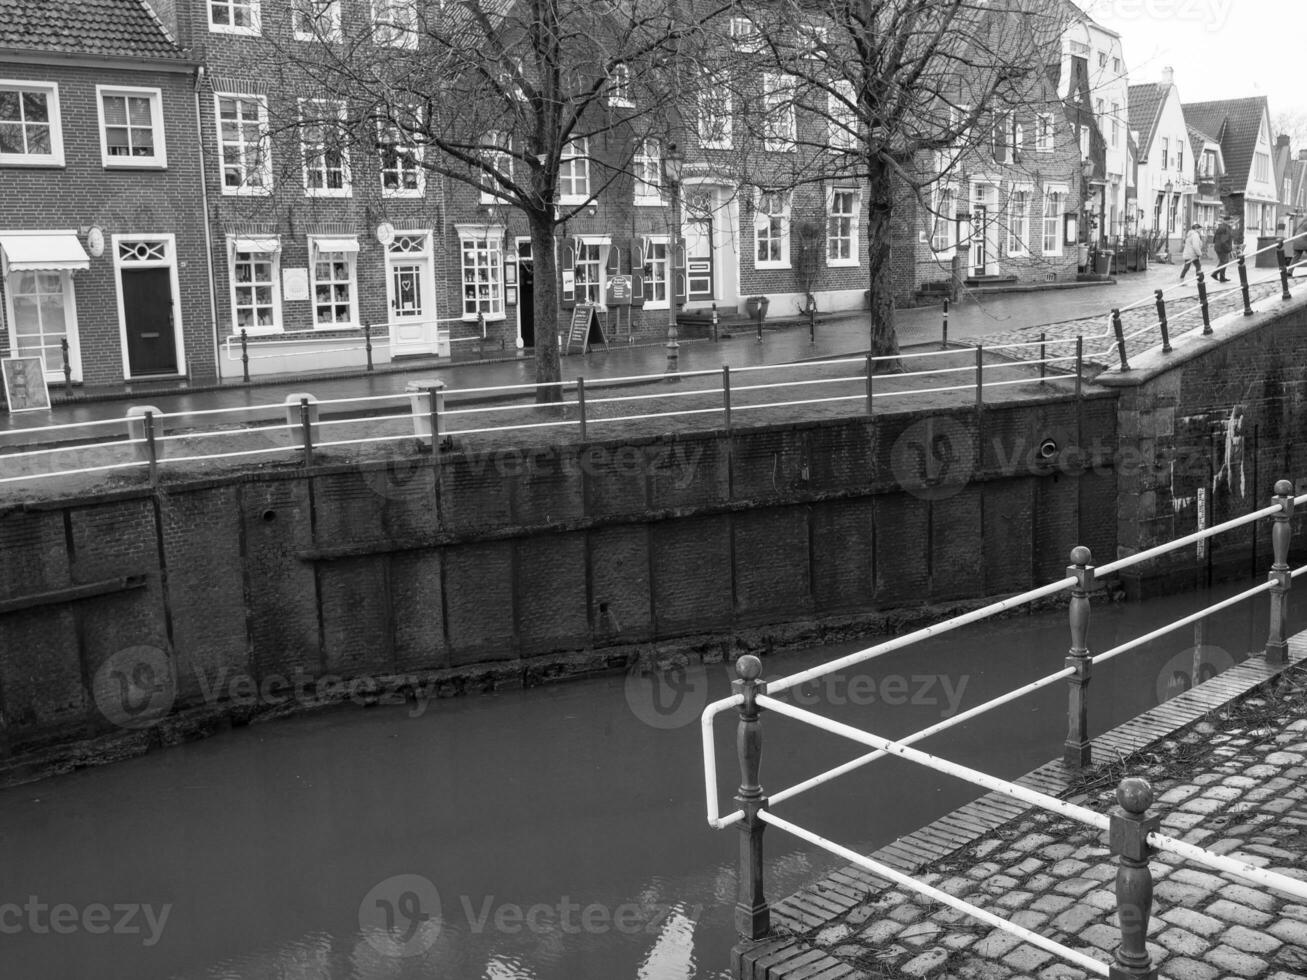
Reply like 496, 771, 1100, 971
194, 65, 222, 381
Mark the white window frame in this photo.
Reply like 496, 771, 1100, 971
931, 184, 956, 256
457, 225, 505, 321
1007, 185, 1032, 257
698, 72, 732, 150
1161, 137, 1169, 170
111, 234, 184, 380
1111, 103, 1120, 148
372, 0, 419, 48
2, 253, 81, 382
763, 73, 796, 152
1042, 184, 1067, 256
729, 16, 761, 52
299, 98, 350, 197
558, 137, 590, 205
1255, 152, 1270, 183
825, 186, 858, 267
609, 64, 633, 108
215, 92, 271, 195
378, 116, 424, 199
644, 234, 670, 310
293, 0, 342, 41
226, 237, 283, 335
829, 80, 857, 151
633, 139, 663, 206
95, 86, 166, 169
0, 81, 64, 167
754, 190, 791, 269
209, 0, 261, 35
479, 130, 511, 204
1036, 113, 1054, 153
308, 236, 359, 329
573, 237, 609, 307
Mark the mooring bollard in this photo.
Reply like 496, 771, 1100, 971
284, 393, 319, 464
1111, 308, 1130, 371
1065, 546, 1094, 769
733, 654, 770, 941
1266, 479, 1294, 665
1109, 777, 1158, 980
405, 379, 443, 449
1154, 290, 1171, 353
1197, 272, 1212, 335
125, 406, 163, 483
1238, 255, 1254, 316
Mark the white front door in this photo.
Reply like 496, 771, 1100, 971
386, 232, 437, 356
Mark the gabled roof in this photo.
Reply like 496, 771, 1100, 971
0, 0, 188, 62
1186, 124, 1217, 161
1127, 83, 1168, 159
1182, 97, 1270, 192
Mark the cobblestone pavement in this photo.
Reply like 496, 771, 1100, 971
796, 665, 1307, 979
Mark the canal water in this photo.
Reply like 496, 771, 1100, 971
0, 580, 1294, 980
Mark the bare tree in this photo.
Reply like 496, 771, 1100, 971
262, 0, 731, 402
724, 0, 1072, 361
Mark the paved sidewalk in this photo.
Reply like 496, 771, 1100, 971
737, 643, 1307, 980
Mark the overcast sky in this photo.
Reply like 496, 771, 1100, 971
1083, 0, 1307, 131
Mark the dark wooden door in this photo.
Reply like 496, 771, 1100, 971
122, 268, 177, 376
518, 241, 535, 347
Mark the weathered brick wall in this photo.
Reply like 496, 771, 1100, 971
0, 395, 1122, 768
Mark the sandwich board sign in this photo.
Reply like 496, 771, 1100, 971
2, 356, 51, 412
565, 303, 610, 354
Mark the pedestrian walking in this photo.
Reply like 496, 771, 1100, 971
1213, 217, 1233, 282
1291, 215, 1307, 274
1179, 222, 1205, 282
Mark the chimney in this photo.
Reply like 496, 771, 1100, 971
1277, 134, 1291, 149
1161, 66, 1174, 85
1300, 149, 1307, 161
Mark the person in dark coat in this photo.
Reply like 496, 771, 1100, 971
1291, 215, 1307, 274
1212, 217, 1233, 282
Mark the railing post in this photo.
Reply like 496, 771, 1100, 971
143, 410, 159, 488
941, 297, 949, 350
576, 376, 587, 441
1266, 479, 1294, 665
61, 337, 72, 397
1039, 331, 1047, 384
865, 353, 874, 415
1197, 272, 1212, 335
1154, 290, 1171, 353
975, 344, 984, 412
1109, 777, 1158, 980
427, 385, 442, 453
240, 328, 250, 383
1238, 255, 1254, 316
722, 365, 732, 432
1075, 336, 1083, 402
1278, 245, 1292, 301
808, 300, 816, 344
712, 302, 719, 343
733, 654, 770, 942
1065, 545, 1094, 769
365, 322, 374, 372
299, 397, 313, 467
1111, 309, 1131, 371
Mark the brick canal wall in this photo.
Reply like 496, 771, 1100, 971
0, 395, 1116, 779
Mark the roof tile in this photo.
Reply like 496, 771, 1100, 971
0, 0, 187, 61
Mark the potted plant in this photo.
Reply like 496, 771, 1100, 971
745, 295, 769, 320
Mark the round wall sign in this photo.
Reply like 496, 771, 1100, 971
375, 222, 395, 246
87, 226, 105, 258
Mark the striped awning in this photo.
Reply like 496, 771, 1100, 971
0, 233, 90, 275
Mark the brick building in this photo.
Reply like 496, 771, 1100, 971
0, 0, 213, 388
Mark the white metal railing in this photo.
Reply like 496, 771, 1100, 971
703, 483, 1307, 978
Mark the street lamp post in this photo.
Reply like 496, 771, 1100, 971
662, 142, 685, 379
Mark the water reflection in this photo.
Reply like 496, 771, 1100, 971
0, 579, 1293, 980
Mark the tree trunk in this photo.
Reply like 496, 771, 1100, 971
865, 155, 901, 368
530, 212, 563, 403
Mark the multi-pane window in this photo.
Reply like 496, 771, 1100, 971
755, 191, 789, 267
479, 130, 511, 203
729, 16, 760, 50
574, 242, 604, 303
699, 72, 732, 149
1036, 113, 1054, 152
293, 0, 341, 41
210, 0, 260, 32
558, 137, 589, 203
230, 245, 280, 331
462, 235, 503, 317
633, 139, 662, 204
829, 80, 856, 151
1043, 189, 1064, 255
609, 64, 632, 108
300, 99, 349, 195
1008, 189, 1030, 255
645, 237, 669, 307
0, 82, 62, 165
378, 118, 423, 197
216, 94, 270, 194
373, 0, 418, 47
1111, 103, 1120, 148
311, 243, 357, 326
931, 186, 954, 253
1200, 149, 1217, 178
97, 87, 165, 167
763, 74, 795, 151
9, 271, 69, 369
1161, 137, 1169, 170
1079, 125, 1089, 159
1176, 143, 1183, 175
827, 188, 857, 264
1255, 152, 1270, 182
